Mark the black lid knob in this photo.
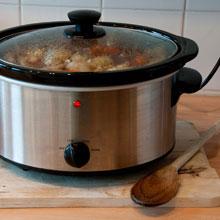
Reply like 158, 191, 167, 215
64, 10, 105, 39
68, 10, 101, 25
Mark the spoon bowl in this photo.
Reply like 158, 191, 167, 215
131, 165, 179, 206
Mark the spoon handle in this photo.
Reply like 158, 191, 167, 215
172, 120, 220, 170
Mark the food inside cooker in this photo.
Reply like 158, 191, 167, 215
3, 43, 167, 72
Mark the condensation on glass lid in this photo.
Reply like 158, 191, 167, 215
0, 26, 178, 72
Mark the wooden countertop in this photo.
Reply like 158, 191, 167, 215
0, 94, 220, 219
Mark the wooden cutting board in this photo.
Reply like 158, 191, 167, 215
0, 121, 220, 208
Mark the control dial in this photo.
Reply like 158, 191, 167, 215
64, 142, 90, 168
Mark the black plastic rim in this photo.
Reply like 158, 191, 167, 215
0, 21, 198, 87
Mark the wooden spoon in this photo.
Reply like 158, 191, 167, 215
131, 120, 220, 206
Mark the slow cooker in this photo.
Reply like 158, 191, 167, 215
0, 10, 219, 172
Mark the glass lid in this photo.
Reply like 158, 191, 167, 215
0, 10, 178, 73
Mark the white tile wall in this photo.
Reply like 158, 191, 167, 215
21, 0, 101, 8
103, 0, 185, 10
21, 6, 75, 24
0, 5, 19, 29
102, 9, 183, 35
186, 0, 220, 11
22, 6, 99, 24
0, 0, 19, 4
184, 11, 220, 92
0, 0, 219, 93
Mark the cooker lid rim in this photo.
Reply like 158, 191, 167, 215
0, 20, 198, 87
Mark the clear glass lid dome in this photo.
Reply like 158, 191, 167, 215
0, 10, 178, 73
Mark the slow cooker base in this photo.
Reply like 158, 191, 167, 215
0, 143, 175, 176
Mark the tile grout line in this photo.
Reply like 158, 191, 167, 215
0, 3, 218, 12
100, 0, 103, 12
100, 0, 103, 21
7, 3, 99, 9
181, 0, 187, 36
92, 7, 184, 12
19, 0, 22, 25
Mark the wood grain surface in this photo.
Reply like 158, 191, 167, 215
177, 95, 220, 176
0, 94, 220, 219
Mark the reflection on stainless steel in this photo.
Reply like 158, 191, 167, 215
0, 75, 176, 171
11, 87, 24, 162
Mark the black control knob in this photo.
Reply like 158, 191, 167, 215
64, 142, 90, 168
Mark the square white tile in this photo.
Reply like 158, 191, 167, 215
21, 5, 100, 24
103, 0, 185, 10
186, 0, 220, 11
102, 9, 183, 35
0, 0, 19, 4
21, 0, 101, 8
184, 11, 220, 91
0, 5, 19, 30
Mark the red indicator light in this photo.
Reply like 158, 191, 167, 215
73, 100, 81, 107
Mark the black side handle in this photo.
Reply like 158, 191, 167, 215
172, 58, 220, 106
171, 67, 202, 106
64, 10, 105, 39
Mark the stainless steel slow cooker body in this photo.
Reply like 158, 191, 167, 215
0, 10, 206, 172
0, 74, 176, 171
